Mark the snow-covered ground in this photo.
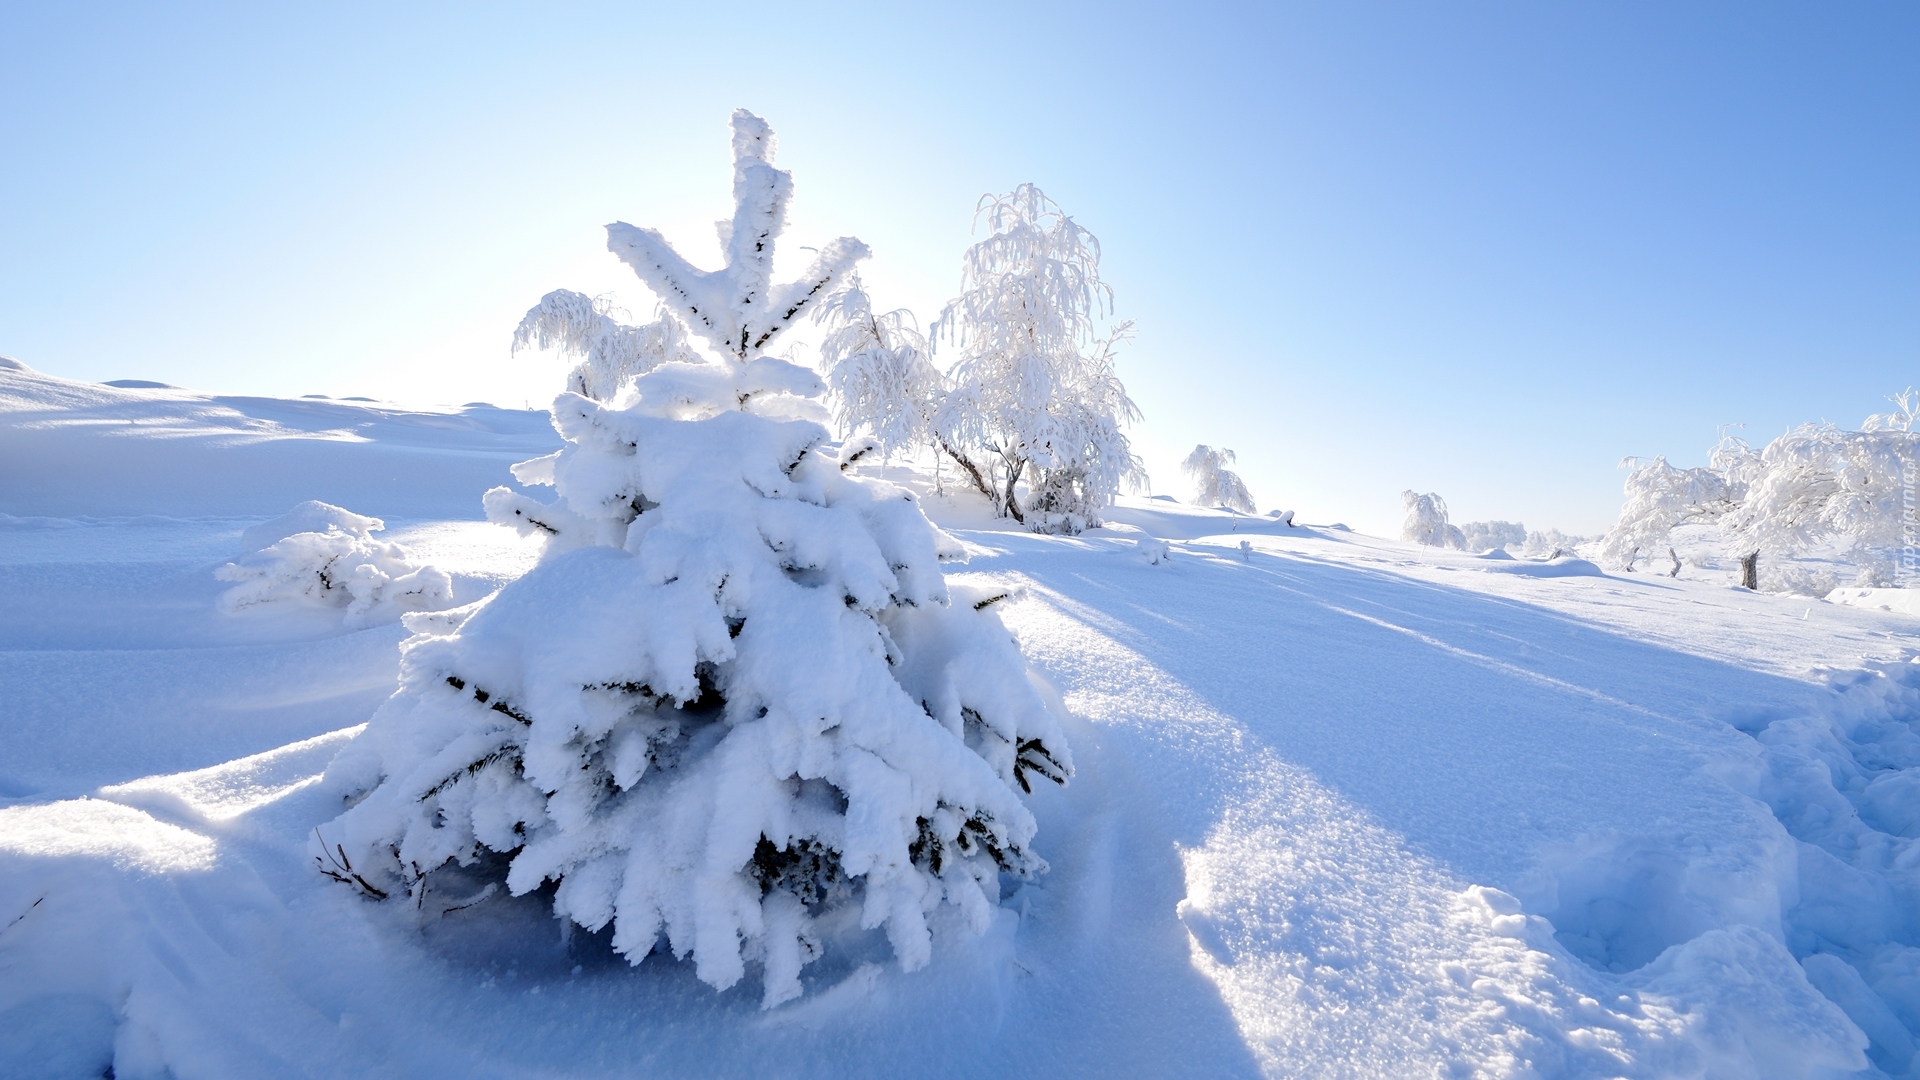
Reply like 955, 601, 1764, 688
5, 358, 1919, 1078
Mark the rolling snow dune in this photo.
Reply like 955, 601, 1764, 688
4, 372, 1920, 1077
0, 358, 560, 520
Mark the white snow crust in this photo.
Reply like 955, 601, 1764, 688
6, 366, 1920, 1077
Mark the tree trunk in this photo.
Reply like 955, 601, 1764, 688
937, 439, 994, 503
1668, 547, 1682, 578
1002, 457, 1026, 523
1739, 550, 1759, 591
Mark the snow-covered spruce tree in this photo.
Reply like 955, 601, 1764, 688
933, 184, 1144, 534
1181, 445, 1256, 513
513, 290, 702, 402
320, 110, 1072, 1008
814, 273, 943, 457
1400, 490, 1465, 549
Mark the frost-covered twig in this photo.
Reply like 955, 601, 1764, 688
314, 829, 389, 900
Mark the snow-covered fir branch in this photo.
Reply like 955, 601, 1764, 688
606, 110, 868, 363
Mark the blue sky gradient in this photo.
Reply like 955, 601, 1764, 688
3, 2, 1913, 534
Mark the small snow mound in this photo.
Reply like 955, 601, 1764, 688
1137, 536, 1173, 565
101, 379, 175, 389
239, 500, 382, 552
1475, 549, 1516, 561
0, 355, 27, 372
1480, 556, 1604, 579
1825, 587, 1920, 616
217, 505, 453, 628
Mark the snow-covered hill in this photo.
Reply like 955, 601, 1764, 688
4, 359, 1918, 1078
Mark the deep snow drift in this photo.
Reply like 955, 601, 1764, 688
4, 358, 1920, 1078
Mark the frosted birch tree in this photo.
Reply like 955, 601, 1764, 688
813, 273, 943, 457
1603, 393, 1920, 588
1181, 445, 1256, 513
1401, 490, 1465, 549
934, 185, 1144, 533
320, 110, 1071, 1009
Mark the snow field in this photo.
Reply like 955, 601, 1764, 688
4, 359, 1920, 1076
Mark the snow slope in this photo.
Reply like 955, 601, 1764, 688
3, 359, 1918, 1078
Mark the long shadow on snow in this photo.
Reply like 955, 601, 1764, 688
971, 532, 1836, 903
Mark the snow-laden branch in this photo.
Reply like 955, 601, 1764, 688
513, 290, 701, 402
606, 110, 869, 362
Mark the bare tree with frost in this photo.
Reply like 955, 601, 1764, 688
933, 184, 1144, 534
1599, 454, 1737, 570
319, 110, 1071, 1009
813, 273, 943, 457
513, 291, 701, 402
1603, 394, 1920, 589
1181, 445, 1256, 513
1400, 490, 1465, 549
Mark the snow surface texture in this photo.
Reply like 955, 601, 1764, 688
6, 361, 1920, 1075
216, 501, 456, 628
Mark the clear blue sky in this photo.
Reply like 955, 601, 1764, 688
3, 2, 1914, 535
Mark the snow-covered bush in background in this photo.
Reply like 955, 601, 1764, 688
934, 185, 1144, 534
814, 274, 942, 457
216, 500, 453, 628
1401, 490, 1465, 549
320, 111, 1071, 1009
1457, 520, 1526, 553
1603, 394, 1920, 590
1181, 445, 1256, 513
513, 290, 702, 402
1517, 527, 1594, 559
1451, 518, 1595, 557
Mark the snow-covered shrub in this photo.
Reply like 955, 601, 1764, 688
513, 290, 702, 402
217, 501, 453, 628
1603, 395, 1920, 589
1517, 527, 1593, 560
814, 274, 942, 457
320, 110, 1071, 1009
1457, 520, 1526, 554
1400, 490, 1465, 549
933, 185, 1144, 534
1181, 445, 1256, 513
